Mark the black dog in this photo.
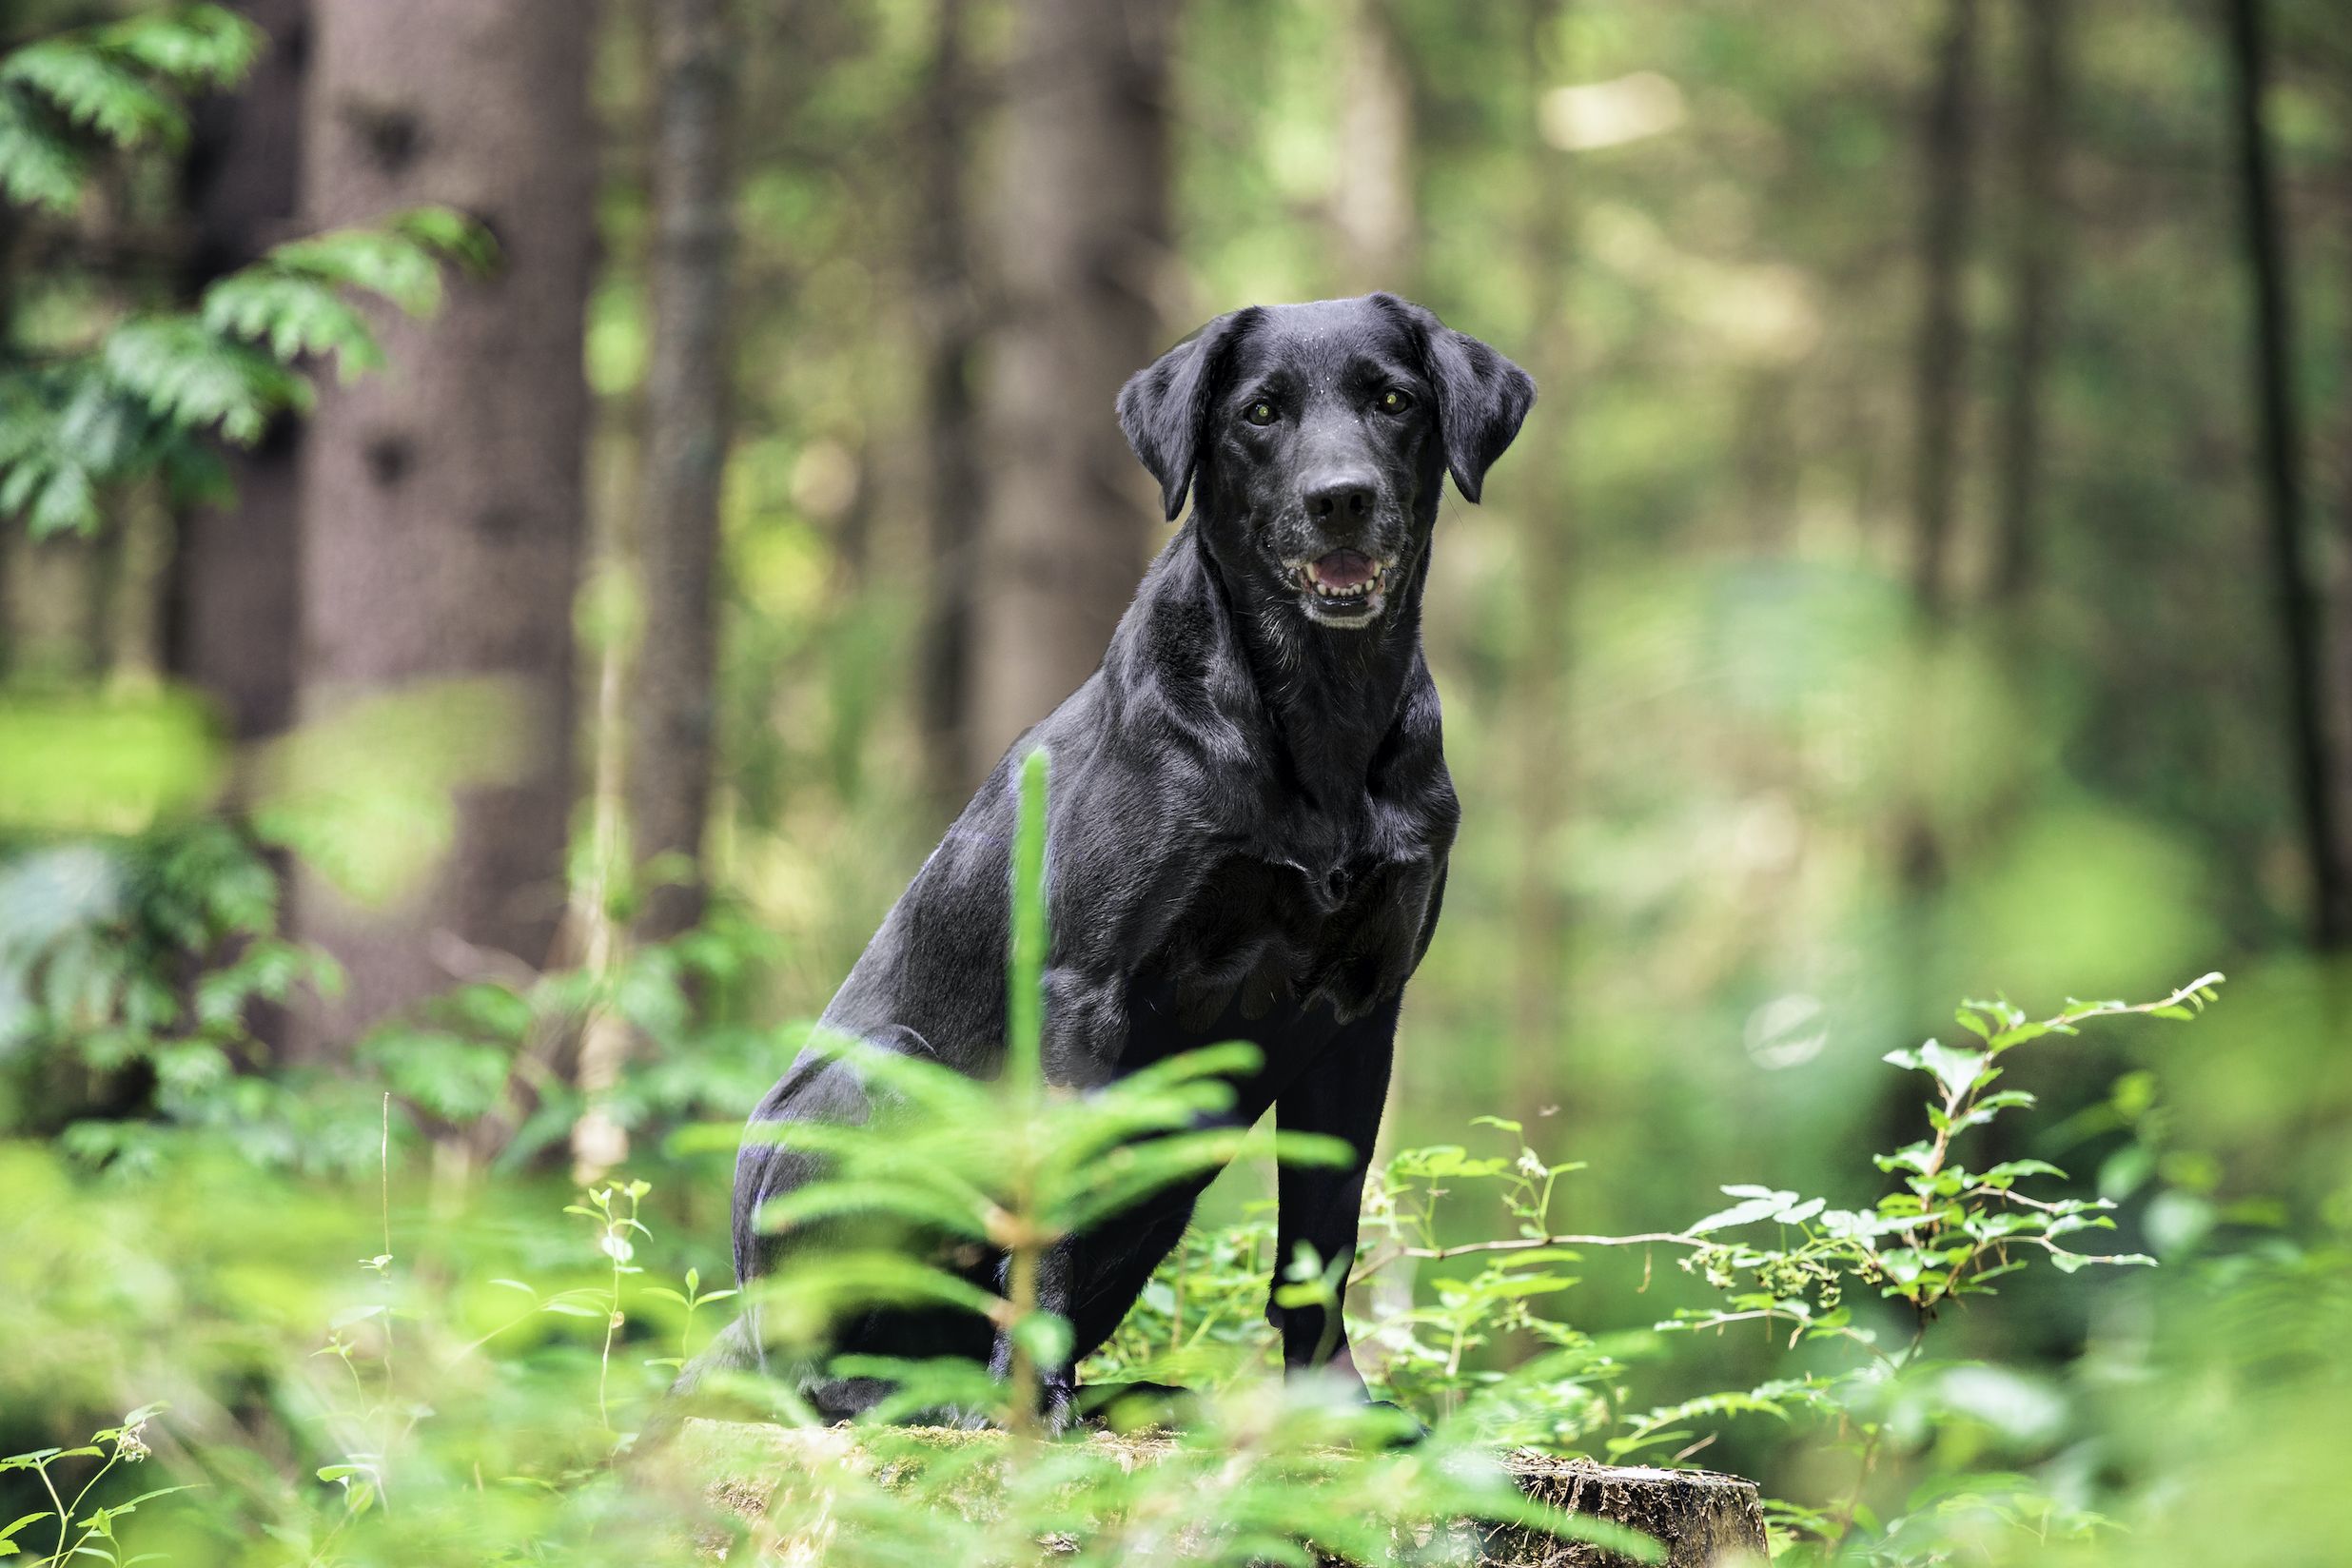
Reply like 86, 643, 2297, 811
726, 294, 1533, 1427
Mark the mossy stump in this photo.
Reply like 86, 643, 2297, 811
678, 1419, 1765, 1566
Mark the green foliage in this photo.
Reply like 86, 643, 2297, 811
0, 7, 257, 211
0, 1404, 186, 1567
0, 211, 489, 537
0, 11, 492, 539
0, 738, 2326, 1565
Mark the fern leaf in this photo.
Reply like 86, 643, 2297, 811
265, 208, 499, 317
0, 40, 186, 152
201, 271, 387, 379
102, 317, 311, 445
90, 6, 263, 90
0, 444, 101, 538
0, 95, 88, 213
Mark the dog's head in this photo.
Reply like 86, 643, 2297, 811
1118, 294, 1534, 630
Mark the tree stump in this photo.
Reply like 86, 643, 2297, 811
1485, 1454, 1765, 1566
676, 1420, 1766, 1566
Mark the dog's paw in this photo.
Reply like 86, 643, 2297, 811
1034, 1374, 1079, 1438
1074, 1380, 1202, 1433
1358, 1398, 1430, 1447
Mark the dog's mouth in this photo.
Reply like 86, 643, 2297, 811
1293, 549, 1392, 624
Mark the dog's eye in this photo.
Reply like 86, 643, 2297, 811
1376, 388, 1414, 415
1243, 400, 1279, 427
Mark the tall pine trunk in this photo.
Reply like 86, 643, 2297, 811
913, 0, 988, 808
1988, 0, 2067, 611
1511, 0, 1573, 1127
1330, 0, 1414, 297
628, 0, 735, 941
2223, 0, 2345, 947
1908, 0, 1979, 619
288, 0, 594, 1054
968, 0, 1176, 774
168, 0, 308, 741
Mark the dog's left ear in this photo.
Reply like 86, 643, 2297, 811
1118, 308, 1257, 522
1376, 295, 1537, 504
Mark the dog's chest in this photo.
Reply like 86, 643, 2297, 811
1147, 844, 1436, 1035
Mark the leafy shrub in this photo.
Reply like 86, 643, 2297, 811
0, 4, 490, 538
0, 744, 2270, 1566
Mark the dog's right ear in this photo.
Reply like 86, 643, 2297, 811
1118, 309, 1255, 522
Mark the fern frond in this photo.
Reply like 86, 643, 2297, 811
0, 94, 87, 213
389, 205, 501, 275
102, 317, 312, 445
0, 40, 186, 152
89, 6, 263, 90
0, 402, 101, 536
262, 210, 495, 320
201, 271, 387, 380
0, 7, 261, 212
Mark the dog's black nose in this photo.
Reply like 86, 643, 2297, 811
1303, 475, 1376, 520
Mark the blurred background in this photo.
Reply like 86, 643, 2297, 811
6, 0, 2352, 1546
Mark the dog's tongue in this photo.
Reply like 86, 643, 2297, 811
1310, 549, 1378, 591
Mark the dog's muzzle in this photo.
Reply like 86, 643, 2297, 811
1291, 548, 1395, 626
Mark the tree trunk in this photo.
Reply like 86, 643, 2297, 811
288, 0, 594, 1054
627, 0, 735, 942
1987, 0, 2067, 611
1907, 0, 1979, 618
167, 0, 308, 742
1330, 0, 1415, 297
967, 0, 1176, 776
1511, 0, 1574, 1127
912, 0, 988, 808
2224, 0, 2346, 947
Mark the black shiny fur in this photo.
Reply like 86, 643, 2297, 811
724, 295, 1533, 1427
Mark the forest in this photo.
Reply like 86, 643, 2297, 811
2, 0, 2348, 1563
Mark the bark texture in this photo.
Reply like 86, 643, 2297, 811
629, 0, 735, 941
1907, 0, 1979, 618
1987, 0, 2067, 611
913, 0, 988, 806
288, 0, 594, 1052
1511, 0, 1573, 1127
2224, 0, 2344, 947
1330, 0, 1415, 296
968, 0, 1175, 776
168, 0, 308, 741
679, 1421, 1767, 1567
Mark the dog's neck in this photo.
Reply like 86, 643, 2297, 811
1177, 514, 1432, 809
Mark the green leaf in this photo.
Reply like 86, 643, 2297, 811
1009, 1309, 1073, 1372
0, 1514, 51, 1544
1916, 1040, 1991, 1099
1688, 1187, 1798, 1235
201, 271, 386, 377
0, 98, 88, 212
93, 7, 262, 88
101, 316, 310, 443
1, 41, 185, 150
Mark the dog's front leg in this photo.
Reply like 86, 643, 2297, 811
1267, 994, 1401, 1396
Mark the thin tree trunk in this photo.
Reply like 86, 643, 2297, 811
1909, 0, 1980, 618
628, 0, 735, 943
968, 0, 1176, 775
0, 531, 100, 681
913, 0, 987, 808
168, 0, 308, 740
1511, 0, 1573, 1127
1988, 0, 2067, 611
2224, 0, 2346, 947
288, 0, 594, 1055
1330, 0, 1415, 297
